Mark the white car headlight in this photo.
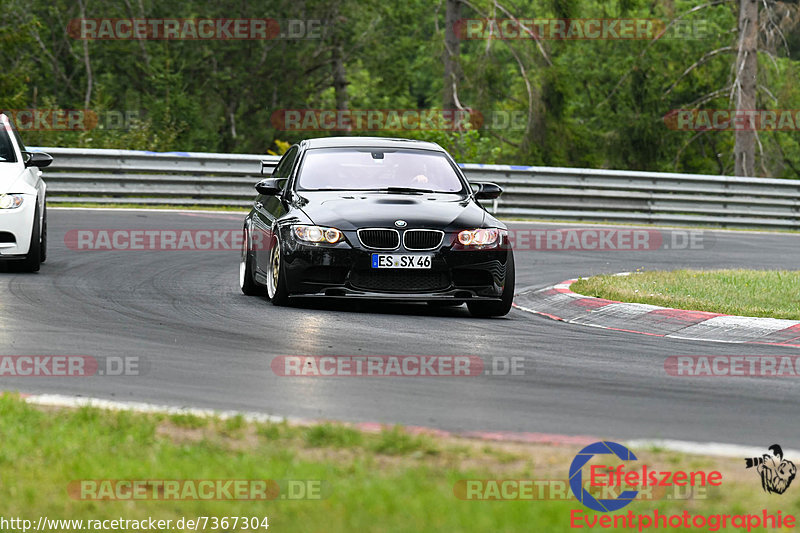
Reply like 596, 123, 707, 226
294, 225, 343, 244
0, 194, 23, 209
457, 228, 500, 246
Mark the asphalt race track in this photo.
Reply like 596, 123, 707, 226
2, 208, 800, 447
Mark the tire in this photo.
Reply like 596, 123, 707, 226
266, 230, 289, 306
39, 200, 47, 263
20, 204, 41, 273
240, 225, 264, 296
467, 251, 515, 318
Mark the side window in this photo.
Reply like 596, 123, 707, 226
262, 146, 298, 215
9, 119, 26, 153
272, 146, 299, 188
0, 122, 16, 163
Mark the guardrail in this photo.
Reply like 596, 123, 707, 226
34, 147, 800, 229
34, 147, 277, 208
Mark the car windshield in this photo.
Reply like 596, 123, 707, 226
296, 148, 466, 193
0, 122, 17, 163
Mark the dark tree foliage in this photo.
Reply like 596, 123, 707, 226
1, 0, 798, 176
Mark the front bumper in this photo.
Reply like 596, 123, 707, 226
0, 194, 36, 257
279, 228, 511, 301
290, 289, 502, 302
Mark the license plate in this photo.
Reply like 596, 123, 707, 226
371, 254, 432, 269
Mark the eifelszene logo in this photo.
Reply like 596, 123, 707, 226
745, 444, 797, 495
569, 441, 722, 513
569, 441, 639, 512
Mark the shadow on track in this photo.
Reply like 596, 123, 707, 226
241, 294, 516, 319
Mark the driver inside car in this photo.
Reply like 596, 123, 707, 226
406, 160, 430, 186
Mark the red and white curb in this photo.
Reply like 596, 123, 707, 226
13, 392, 790, 458
514, 277, 800, 346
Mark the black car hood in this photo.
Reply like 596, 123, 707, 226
295, 191, 489, 231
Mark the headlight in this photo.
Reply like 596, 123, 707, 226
294, 225, 343, 244
458, 228, 500, 246
0, 194, 23, 209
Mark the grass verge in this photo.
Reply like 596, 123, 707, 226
1, 394, 796, 532
571, 269, 800, 319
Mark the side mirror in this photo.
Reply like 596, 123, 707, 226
255, 178, 283, 196
23, 151, 53, 169
474, 182, 503, 200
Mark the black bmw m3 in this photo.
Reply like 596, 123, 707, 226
240, 137, 515, 317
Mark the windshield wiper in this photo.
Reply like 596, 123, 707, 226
375, 187, 436, 194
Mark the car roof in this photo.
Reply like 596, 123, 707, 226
300, 136, 445, 152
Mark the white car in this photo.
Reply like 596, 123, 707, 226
0, 113, 52, 272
